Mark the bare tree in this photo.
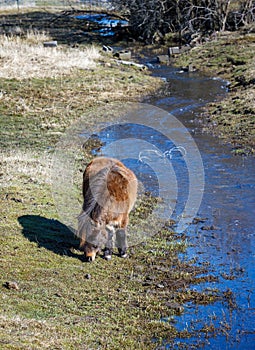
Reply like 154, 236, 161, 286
111, 0, 255, 43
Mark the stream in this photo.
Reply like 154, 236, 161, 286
95, 55, 255, 349
146, 60, 255, 349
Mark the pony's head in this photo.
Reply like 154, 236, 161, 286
83, 226, 108, 262
84, 243, 100, 262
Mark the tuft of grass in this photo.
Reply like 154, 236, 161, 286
0, 31, 100, 80
0, 31, 100, 79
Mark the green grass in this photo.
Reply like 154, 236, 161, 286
0, 65, 160, 151
0, 181, 194, 349
0, 176, 226, 348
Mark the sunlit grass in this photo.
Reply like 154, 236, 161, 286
0, 31, 100, 79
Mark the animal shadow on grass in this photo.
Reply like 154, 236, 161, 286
18, 215, 83, 261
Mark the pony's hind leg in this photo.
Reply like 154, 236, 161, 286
116, 228, 128, 258
104, 225, 115, 260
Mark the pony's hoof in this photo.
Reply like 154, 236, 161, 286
118, 248, 128, 258
103, 249, 112, 261
104, 254, 112, 261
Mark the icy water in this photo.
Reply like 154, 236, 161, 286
147, 65, 255, 349
95, 62, 255, 348
75, 13, 128, 37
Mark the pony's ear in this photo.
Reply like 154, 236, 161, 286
79, 238, 86, 250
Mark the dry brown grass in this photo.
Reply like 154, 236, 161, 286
0, 31, 100, 79
0, 150, 52, 187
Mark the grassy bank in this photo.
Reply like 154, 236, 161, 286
174, 30, 255, 155
0, 9, 237, 349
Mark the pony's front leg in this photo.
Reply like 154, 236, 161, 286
104, 225, 115, 260
116, 228, 128, 258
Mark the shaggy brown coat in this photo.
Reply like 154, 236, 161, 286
78, 157, 137, 261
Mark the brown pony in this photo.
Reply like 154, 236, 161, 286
78, 157, 137, 261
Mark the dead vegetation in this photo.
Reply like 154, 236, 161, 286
0, 31, 100, 79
